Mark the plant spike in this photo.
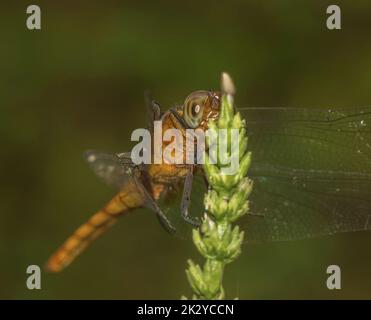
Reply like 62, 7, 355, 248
184, 72, 253, 300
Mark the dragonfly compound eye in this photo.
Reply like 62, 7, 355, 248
184, 90, 209, 128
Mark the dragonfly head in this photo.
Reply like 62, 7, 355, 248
182, 90, 221, 130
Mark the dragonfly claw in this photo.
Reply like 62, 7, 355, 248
156, 214, 177, 234
182, 215, 201, 228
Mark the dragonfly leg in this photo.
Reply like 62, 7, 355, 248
133, 172, 177, 234
199, 166, 210, 190
145, 90, 161, 130
181, 166, 201, 227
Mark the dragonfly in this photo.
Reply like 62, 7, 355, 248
46, 89, 371, 272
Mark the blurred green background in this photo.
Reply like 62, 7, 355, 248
2, 0, 371, 299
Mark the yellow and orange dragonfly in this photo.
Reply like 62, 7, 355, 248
46, 90, 220, 272
47, 82, 371, 273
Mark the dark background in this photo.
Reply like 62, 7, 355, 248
2, 0, 371, 299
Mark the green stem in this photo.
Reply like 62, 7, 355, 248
183, 73, 253, 300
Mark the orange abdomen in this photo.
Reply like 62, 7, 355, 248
46, 179, 144, 272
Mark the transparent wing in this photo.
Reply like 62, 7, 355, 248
155, 168, 207, 239
84, 150, 134, 189
237, 106, 371, 242
84, 151, 207, 236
